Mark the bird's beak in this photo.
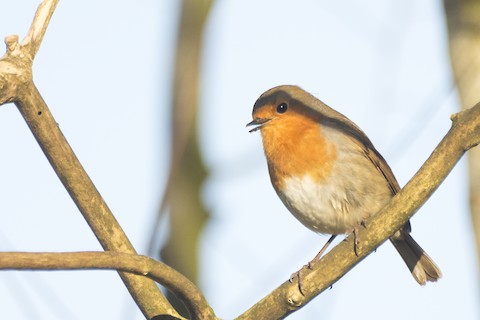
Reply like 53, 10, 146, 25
246, 118, 270, 133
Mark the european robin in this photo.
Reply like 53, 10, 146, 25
247, 85, 441, 285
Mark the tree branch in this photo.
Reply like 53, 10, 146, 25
21, 0, 59, 59
0, 251, 217, 320
236, 103, 480, 319
0, 1, 179, 318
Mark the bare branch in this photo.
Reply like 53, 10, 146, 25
236, 103, 480, 319
13, 84, 180, 318
21, 0, 59, 59
0, 252, 217, 320
0, 1, 178, 318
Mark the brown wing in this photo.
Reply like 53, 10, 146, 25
363, 145, 400, 195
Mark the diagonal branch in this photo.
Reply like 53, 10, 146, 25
12, 84, 178, 318
0, 1, 179, 318
236, 103, 480, 319
0, 251, 217, 320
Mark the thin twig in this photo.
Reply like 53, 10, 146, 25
21, 0, 59, 59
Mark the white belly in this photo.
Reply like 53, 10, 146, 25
277, 165, 392, 235
278, 175, 361, 234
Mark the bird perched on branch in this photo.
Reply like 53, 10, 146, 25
247, 85, 441, 285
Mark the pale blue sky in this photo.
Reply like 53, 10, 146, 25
0, 1, 478, 319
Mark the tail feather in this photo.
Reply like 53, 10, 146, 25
390, 233, 442, 285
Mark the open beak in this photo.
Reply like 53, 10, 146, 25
246, 118, 270, 133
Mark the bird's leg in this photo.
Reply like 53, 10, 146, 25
353, 227, 360, 256
289, 234, 337, 295
308, 234, 337, 267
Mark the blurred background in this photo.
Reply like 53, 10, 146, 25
0, 0, 479, 319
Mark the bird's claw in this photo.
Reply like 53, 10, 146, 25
352, 220, 367, 256
290, 264, 311, 296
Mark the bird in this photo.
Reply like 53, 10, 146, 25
246, 85, 441, 286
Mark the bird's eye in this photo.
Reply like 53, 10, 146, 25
276, 102, 288, 114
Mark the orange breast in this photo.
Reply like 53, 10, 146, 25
260, 112, 337, 190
